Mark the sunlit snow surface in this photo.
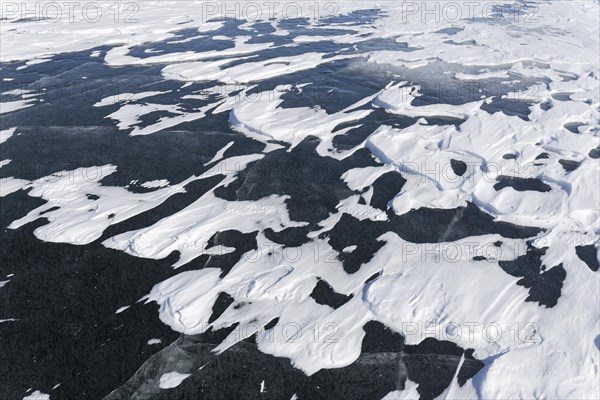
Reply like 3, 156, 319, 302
1, 1, 599, 399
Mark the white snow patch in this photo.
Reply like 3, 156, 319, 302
0, 100, 34, 114
0, 127, 17, 144
140, 180, 170, 189
23, 391, 50, 400
158, 372, 192, 389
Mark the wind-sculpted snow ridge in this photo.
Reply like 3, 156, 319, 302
1, 1, 599, 399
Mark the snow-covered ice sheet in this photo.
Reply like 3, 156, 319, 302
1, 0, 599, 399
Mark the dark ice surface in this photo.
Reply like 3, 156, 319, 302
493, 176, 551, 192
450, 159, 468, 176
104, 321, 483, 400
498, 244, 566, 307
310, 277, 354, 309
575, 245, 599, 272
